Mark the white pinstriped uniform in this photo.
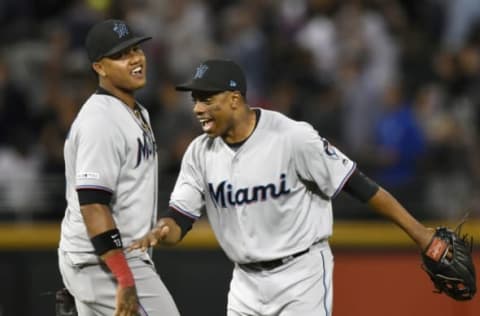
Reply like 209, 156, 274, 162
170, 108, 356, 315
58, 93, 179, 316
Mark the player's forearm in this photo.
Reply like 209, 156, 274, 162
81, 204, 135, 288
367, 187, 432, 250
80, 203, 117, 237
102, 249, 135, 288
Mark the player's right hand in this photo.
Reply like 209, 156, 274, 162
114, 285, 140, 316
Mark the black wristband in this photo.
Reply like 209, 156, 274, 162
90, 228, 123, 256
161, 208, 194, 239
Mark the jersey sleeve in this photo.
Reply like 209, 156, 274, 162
169, 139, 204, 220
74, 116, 124, 194
292, 122, 356, 198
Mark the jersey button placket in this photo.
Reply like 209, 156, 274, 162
230, 154, 249, 255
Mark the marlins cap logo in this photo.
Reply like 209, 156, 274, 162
229, 80, 237, 87
194, 64, 208, 79
113, 22, 129, 38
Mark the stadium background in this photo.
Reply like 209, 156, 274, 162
0, 0, 479, 315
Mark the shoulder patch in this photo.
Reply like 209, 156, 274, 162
321, 138, 340, 160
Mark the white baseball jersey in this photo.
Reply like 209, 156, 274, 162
59, 93, 158, 256
170, 108, 356, 263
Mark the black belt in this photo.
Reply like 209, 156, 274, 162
238, 240, 324, 272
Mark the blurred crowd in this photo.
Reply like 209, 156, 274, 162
0, 0, 479, 221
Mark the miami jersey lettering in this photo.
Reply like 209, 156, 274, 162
135, 131, 156, 168
208, 174, 291, 207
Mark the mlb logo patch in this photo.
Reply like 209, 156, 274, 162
76, 172, 100, 180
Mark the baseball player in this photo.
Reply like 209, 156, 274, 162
57, 19, 180, 316
129, 59, 435, 315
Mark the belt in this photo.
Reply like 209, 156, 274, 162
238, 239, 325, 272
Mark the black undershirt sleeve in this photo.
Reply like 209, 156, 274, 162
160, 208, 195, 239
342, 168, 380, 203
78, 189, 112, 206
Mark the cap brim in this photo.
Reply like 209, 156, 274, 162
102, 36, 152, 58
175, 80, 224, 93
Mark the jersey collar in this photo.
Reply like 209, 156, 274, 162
95, 86, 114, 97
227, 109, 261, 149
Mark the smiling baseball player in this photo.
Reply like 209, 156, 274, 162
129, 59, 435, 315
57, 19, 180, 316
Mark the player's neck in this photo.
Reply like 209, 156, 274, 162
98, 83, 136, 108
223, 108, 257, 144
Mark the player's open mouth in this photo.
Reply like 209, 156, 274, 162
131, 66, 143, 78
199, 118, 214, 132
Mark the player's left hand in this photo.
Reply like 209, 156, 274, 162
127, 218, 181, 251
127, 225, 170, 252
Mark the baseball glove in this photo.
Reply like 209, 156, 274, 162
421, 224, 476, 300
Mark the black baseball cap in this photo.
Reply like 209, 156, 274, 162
85, 19, 152, 62
175, 59, 247, 95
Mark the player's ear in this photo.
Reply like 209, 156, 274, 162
92, 62, 106, 77
230, 91, 241, 108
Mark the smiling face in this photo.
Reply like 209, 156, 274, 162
192, 90, 240, 140
92, 45, 147, 105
